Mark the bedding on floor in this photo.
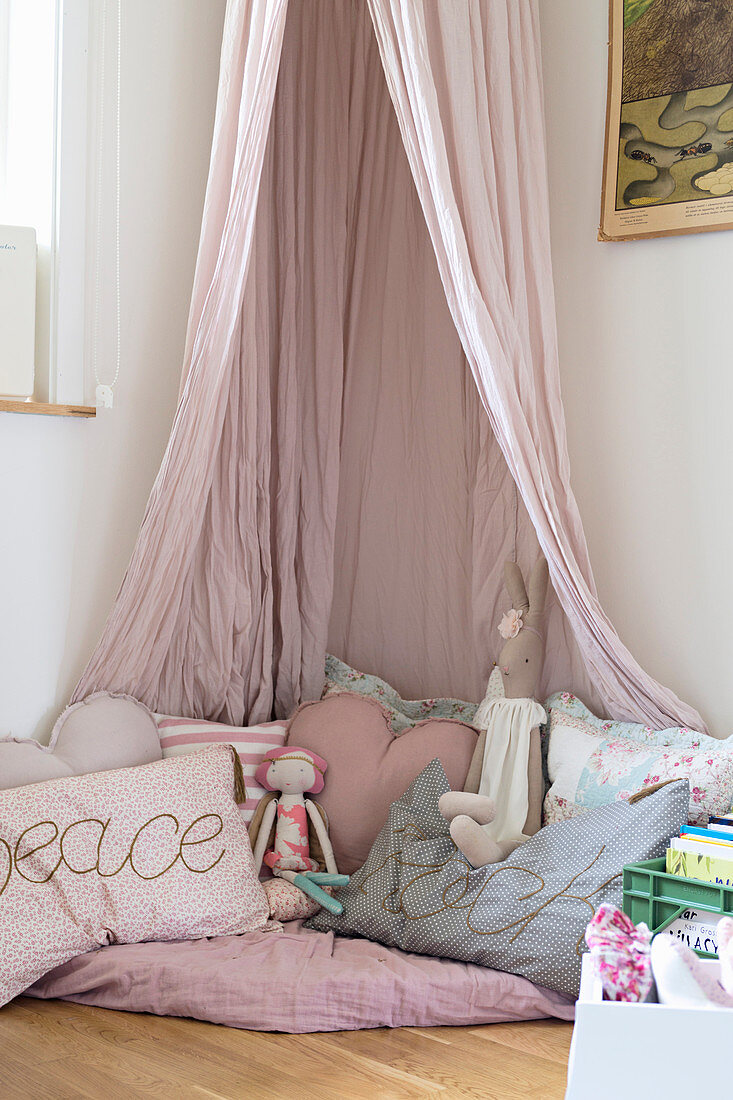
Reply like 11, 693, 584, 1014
5, 676, 695, 1028
24, 920, 574, 1032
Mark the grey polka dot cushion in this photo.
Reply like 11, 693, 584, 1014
307, 760, 688, 996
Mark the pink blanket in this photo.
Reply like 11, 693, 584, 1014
25, 923, 574, 1032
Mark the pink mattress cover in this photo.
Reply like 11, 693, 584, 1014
24, 923, 574, 1033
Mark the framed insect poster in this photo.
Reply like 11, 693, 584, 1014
600, 0, 733, 241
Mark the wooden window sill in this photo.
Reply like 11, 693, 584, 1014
0, 400, 96, 418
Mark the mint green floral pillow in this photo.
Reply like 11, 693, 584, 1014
324, 655, 478, 733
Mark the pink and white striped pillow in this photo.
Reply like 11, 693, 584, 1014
155, 715, 287, 825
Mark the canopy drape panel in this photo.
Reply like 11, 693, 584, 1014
324, 0, 591, 707
73, 0, 293, 722
72, 0, 706, 733
364, 0, 703, 730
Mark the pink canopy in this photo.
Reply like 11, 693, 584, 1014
73, 0, 705, 733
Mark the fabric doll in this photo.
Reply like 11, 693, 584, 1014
248, 746, 348, 914
439, 558, 549, 866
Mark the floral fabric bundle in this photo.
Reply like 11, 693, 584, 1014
585, 904, 653, 1002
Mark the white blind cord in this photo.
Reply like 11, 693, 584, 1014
92, 0, 121, 409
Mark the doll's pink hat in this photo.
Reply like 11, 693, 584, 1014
255, 745, 328, 794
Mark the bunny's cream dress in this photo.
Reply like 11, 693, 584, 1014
472, 666, 546, 860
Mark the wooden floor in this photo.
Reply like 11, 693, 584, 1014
0, 997, 573, 1099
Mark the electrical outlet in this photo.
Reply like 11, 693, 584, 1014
95, 384, 114, 409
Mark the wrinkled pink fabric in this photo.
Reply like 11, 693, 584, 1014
323, 2, 588, 706
72, 0, 704, 732
365, 0, 703, 731
25, 922, 575, 1032
73, 0, 292, 723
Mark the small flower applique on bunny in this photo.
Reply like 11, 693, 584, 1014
248, 747, 349, 916
439, 557, 549, 868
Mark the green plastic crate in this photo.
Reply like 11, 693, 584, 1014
622, 856, 733, 958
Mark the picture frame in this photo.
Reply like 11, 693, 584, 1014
600, 0, 733, 242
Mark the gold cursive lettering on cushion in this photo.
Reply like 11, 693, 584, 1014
96, 817, 133, 878
14, 822, 62, 883
361, 834, 621, 959
60, 818, 108, 875
0, 812, 227, 898
0, 839, 11, 897
129, 815, 182, 880
179, 814, 225, 874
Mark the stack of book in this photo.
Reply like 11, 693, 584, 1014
666, 813, 733, 887
662, 815, 733, 955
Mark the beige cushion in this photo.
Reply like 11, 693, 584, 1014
0, 693, 161, 790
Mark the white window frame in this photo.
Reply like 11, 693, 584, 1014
0, 3, 9, 199
50, 0, 91, 405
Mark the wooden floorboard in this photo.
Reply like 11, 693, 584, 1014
0, 997, 572, 1099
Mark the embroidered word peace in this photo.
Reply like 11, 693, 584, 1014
0, 813, 226, 897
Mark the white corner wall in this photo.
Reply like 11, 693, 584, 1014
2, 1, 727, 741
540, 2, 732, 734
0, 0, 226, 739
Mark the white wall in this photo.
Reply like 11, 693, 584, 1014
540, 2, 732, 734
0, 0, 226, 739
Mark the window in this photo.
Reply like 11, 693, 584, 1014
0, 0, 90, 404
0, 1, 56, 247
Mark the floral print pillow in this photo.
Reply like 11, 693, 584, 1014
544, 690, 723, 753
544, 707, 733, 827
323, 654, 478, 733
0, 746, 272, 1008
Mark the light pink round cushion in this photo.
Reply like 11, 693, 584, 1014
0, 693, 161, 789
286, 693, 478, 874
263, 878, 324, 921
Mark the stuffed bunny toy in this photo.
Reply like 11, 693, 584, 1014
439, 557, 549, 867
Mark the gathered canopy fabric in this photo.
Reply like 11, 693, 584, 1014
73, 0, 705, 733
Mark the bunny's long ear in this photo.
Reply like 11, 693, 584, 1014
528, 556, 549, 617
503, 561, 529, 613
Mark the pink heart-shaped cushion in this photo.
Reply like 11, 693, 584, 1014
286, 693, 478, 874
0, 692, 162, 790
